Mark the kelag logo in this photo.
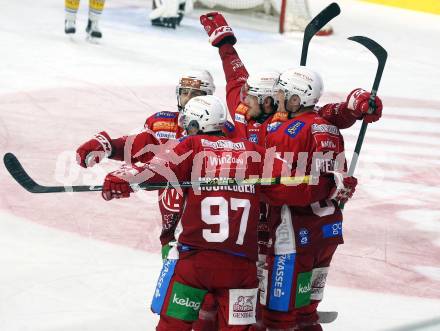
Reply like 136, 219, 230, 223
166, 282, 207, 321
295, 271, 312, 308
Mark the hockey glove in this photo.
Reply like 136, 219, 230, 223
102, 165, 143, 201
200, 12, 236, 47
328, 171, 358, 204
347, 88, 383, 123
76, 131, 113, 168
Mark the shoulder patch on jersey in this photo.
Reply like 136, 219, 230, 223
267, 122, 282, 133
154, 111, 178, 119
224, 120, 235, 132
272, 111, 289, 122
234, 104, 249, 124
235, 113, 247, 125
285, 120, 305, 138
235, 104, 248, 116
178, 136, 189, 143
152, 121, 178, 131
311, 123, 339, 136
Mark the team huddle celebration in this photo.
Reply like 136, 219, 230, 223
12, 7, 384, 331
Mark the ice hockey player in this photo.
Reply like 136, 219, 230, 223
260, 67, 380, 331
75, 69, 220, 330
150, 0, 190, 29
75, 69, 215, 247
99, 95, 344, 330
199, 12, 383, 143
64, 0, 105, 39
199, 12, 381, 330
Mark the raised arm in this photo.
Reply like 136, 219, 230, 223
200, 12, 250, 138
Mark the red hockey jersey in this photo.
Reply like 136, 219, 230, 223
107, 111, 184, 246
265, 111, 346, 254
142, 134, 332, 261
218, 43, 359, 144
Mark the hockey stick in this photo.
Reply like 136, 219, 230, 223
300, 2, 341, 66
3, 152, 310, 194
340, 36, 387, 209
318, 311, 338, 324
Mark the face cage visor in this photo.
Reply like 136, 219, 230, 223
176, 87, 208, 111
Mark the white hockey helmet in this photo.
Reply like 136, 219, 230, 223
176, 69, 216, 96
178, 95, 227, 133
277, 67, 323, 107
244, 71, 280, 104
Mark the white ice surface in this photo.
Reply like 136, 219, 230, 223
1, 0, 440, 330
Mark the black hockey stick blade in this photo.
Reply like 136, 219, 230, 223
3, 152, 102, 193
300, 2, 341, 66
348, 36, 387, 98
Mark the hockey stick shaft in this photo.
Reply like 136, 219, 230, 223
300, 2, 341, 66
341, 36, 387, 209
346, 36, 387, 177
3, 152, 310, 194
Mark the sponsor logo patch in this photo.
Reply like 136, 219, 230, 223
249, 133, 258, 143
229, 288, 257, 325
285, 120, 305, 138
165, 282, 207, 321
311, 123, 339, 135
235, 113, 247, 124
298, 228, 310, 246
267, 122, 282, 133
208, 153, 244, 166
155, 131, 177, 139
322, 221, 343, 238
321, 139, 336, 149
311, 267, 329, 301
160, 188, 181, 212
201, 139, 246, 150
235, 104, 248, 115
154, 111, 178, 119
152, 121, 178, 131
224, 120, 235, 132
151, 259, 177, 314
272, 111, 288, 122
295, 271, 312, 308
268, 253, 295, 312
179, 77, 201, 89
